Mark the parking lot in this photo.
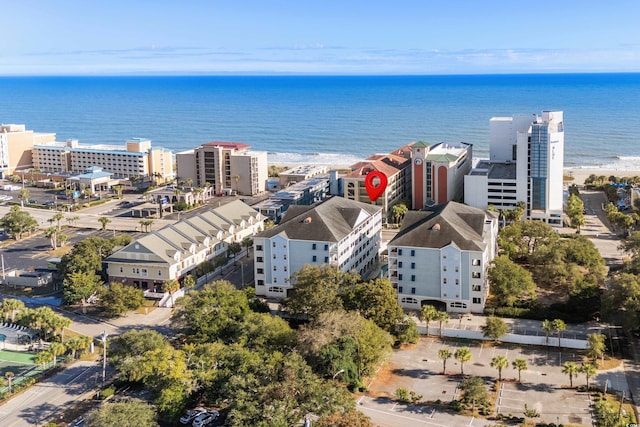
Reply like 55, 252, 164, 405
360, 337, 629, 426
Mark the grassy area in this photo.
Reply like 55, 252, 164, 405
0, 350, 37, 364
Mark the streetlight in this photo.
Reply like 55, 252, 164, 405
100, 331, 108, 387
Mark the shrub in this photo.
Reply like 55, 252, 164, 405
395, 388, 409, 402
100, 386, 115, 399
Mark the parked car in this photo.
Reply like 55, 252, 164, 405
180, 409, 205, 425
192, 411, 219, 427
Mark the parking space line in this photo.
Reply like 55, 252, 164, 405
358, 405, 449, 427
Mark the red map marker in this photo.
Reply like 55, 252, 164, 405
364, 171, 388, 202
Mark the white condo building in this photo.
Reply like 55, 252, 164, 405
253, 196, 383, 299
465, 111, 564, 225
388, 202, 498, 314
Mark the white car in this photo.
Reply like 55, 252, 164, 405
180, 409, 205, 424
192, 411, 219, 427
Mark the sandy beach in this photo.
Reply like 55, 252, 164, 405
565, 168, 640, 185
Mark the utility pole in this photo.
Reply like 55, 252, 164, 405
101, 331, 108, 387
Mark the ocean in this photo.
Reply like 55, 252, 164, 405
1, 74, 639, 170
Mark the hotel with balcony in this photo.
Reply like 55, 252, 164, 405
253, 196, 383, 299
0, 124, 56, 177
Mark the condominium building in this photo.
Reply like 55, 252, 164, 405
0, 124, 55, 177
253, 196, 383, 299
388, 202, 498, 314
105, 199, 264, 289
411, 141, 472, 209
32, 137, 174, 181
176, 142, 268, 196
465, 111, 564, 225
342, 145, 412, 218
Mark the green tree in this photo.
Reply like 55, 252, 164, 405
161, 279, 181, 307
4, 371, 14, 394
586, 333, 607, 366
241, 236, 253, 255
45, 226, 59, 249
438, 348, 452, 375
98, 282, 145, 317
490, 355, 509, 382
49, 341, 66, 367
434, 311, 450, 338
66, 335, 92, 360
315, 410, 373, 427
552, 319, 566, 349
59, 236, 116, 279
51, 212, 65, 231
63, 271, 102, 313
341, 278, 404, 334
580, 363, 597, 390
481, 316, 509, 341
35, 350, 53, 369
19, 188, 30, 207
98, 216, 111, 231
566, 193, 586, 232
0, 298, 25, 323
419, 305, 438, 336
394, 317, 419, 344
281, 265, 347, 321
454, 347, 472, 375
85, 399, 158, 427
391, 203, 408, 224
604, 273, 640, 331
512, 358, 528, 383
182, 274, 196, 290
562, 361, 579, 388
227, 241, 242, 265
0, 205, 38, 240
541, 319, 554, 345
174, 280, 250, 343
487, 255, 536, 306
459, 377, 490, 413
498, 220, 558, 265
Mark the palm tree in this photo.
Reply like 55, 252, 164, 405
491, 355, 509, 382
98, 216, 111, 231
562, 361, 579, 388
541, 319, 554, 345
391, 203, 408, 224
242, 236, 254, 256
454, 347, 472, 375
438, 348, 452, 375
162, 279, 180, 307
35, 351, 53, 370
51, 212, 64, 231
58, 234, 68, 247
5, 371, 14, 394
112, 185, 124, 199
580, 363, 597, 390
66, 336, 91, 360
19, 188, 30, 207
434, 311, 450, 338
45, 226, 58, 250
420, 305, 438, 336
512, 358, 528, 383
0, 298, 25, 323
553, 319, 566, 349
66, 215, 80, 227
49, 342, 66, 367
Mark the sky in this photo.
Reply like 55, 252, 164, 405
2, 0, 640, 75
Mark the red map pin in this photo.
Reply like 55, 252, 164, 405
364, 171, 388, 202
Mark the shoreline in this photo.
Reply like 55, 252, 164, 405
564, 168, 640, 186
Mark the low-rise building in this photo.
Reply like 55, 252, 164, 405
105, 199, 264, 290
0, 124, 56, 177
254, 196, 383, 299
388, 201, 498, 314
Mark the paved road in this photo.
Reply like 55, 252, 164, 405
0, 361, 98, 427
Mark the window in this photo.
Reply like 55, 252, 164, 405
119, 267, 123, 273
268, 287, 284, 293
443, 266, 447, 271
398, 286, 403, 293
410, 250, 415, 256
472, 297, 482, 304
273, 266, 277, 271
257, 257, 263, 262
472, 259, 481, 266
398, 249, 403, 256
257, 268, 264, 274
256, 245, 263, 251
324, 244, 329, 250
411, 287, 416, 294
455, 279, 459, 285
324, 257, 329, 263
284, 266, 287, 272
273, 254, 276, 259
443, 278, 447, 284
312, 243, 317, 250
398, 261, 403, 268
472, 272, 481, 279
472, 285, 481, 292
455, 266, 459, 272
272, 242, 276, 247
398, 274, 403, 280
401, 297, 418, 304
411, 262, 415, 269
411, 275, 416, 282
273, 278, 277, 283
158, 270, 162, 276
312, 255, 317, 262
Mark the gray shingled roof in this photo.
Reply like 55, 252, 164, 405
257, 196, 381, 242
389, 201, 491, 251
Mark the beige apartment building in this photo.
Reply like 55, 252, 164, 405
176, 142, 268, 196
32, 137, 174, 181
0, 124, 56, 177
342, 145, 412, 218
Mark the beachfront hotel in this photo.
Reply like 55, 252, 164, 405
253, 196, 382, 300
175, 142, 268, 196
388, 201, 498, 314
0, 124, 56, 178
410, 141, 472, 209
32, 137, 174, 181
464, 111, 564, 226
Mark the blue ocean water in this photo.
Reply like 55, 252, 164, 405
0, 74, 639, 169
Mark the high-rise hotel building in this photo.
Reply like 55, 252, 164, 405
465, 111, 564, 225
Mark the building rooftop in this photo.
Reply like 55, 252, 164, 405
201, 142, 250, 150
389, 201, 492, 251
467, 160, 517, 180
257, 196, 381, 242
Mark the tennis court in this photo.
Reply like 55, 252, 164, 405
0, 350, 42, 391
